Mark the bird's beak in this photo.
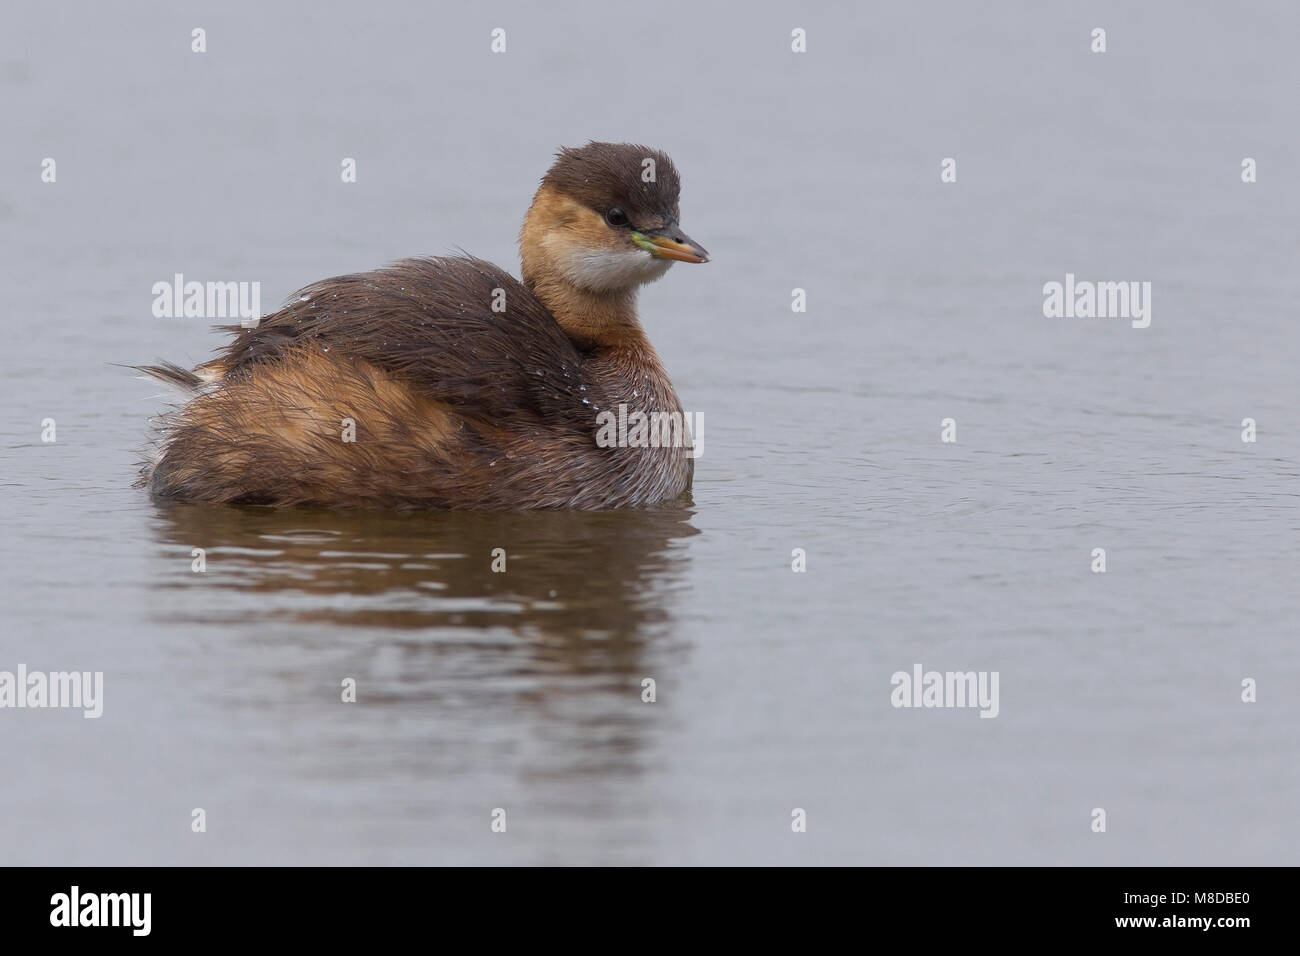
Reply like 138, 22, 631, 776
633, 227, 710, 264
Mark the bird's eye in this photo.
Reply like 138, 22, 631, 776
606, 207, 629, 227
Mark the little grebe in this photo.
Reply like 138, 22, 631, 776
138, 142, 709, 508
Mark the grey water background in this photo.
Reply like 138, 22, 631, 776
2, 1, 1297, 865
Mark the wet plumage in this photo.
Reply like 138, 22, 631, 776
136, 143, 709, 509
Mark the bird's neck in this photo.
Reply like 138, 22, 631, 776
527, 272, 647, 351
524, 272, 681, 416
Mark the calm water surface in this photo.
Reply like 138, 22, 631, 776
2, 2, 1298, 864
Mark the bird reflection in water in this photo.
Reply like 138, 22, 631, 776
146, 499, 698, 690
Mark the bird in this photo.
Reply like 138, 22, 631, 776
136, 142, 709, 509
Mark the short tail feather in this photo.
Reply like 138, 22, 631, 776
131, 360, 205, 394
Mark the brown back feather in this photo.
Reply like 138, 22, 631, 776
215, 256, 612, 433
